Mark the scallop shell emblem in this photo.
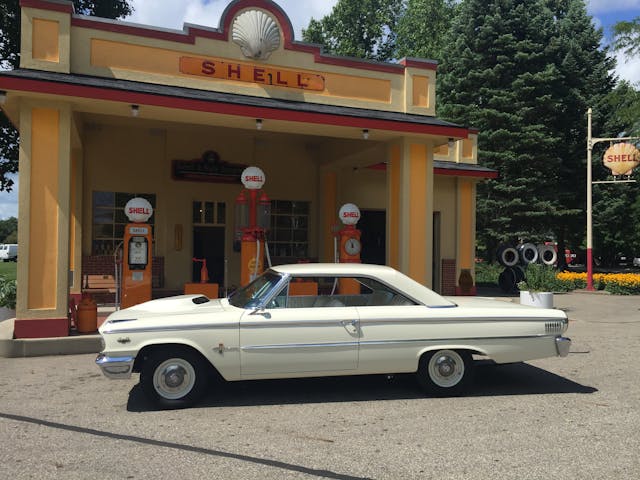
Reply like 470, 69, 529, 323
603, 142, 640, 176
232, 10, 281, 60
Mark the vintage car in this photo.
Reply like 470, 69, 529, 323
96, 263, 571, 409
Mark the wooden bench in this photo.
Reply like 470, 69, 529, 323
83, 274, 117, 294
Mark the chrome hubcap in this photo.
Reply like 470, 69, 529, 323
153, 358, 196, 400
427, 350, 464, 388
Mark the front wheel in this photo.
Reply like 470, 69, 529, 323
416, 349, 473, 396
140, 348, 209, 409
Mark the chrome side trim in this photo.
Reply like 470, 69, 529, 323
241, 334, 559, 351
242, 341, 359, 351
359, 334, 558, 346
95, 353, 135, 379
241, 319, 353, 328
102, 323, 237, 334
358, 316, 566, 326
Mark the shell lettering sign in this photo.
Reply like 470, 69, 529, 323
603, 143, 640, 176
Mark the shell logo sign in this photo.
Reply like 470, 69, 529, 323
603, 143, 640, 176
124, 198, 153, 223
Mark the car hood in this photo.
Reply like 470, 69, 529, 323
99, 295, 235, 333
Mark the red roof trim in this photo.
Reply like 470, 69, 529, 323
367, 162, 497, 179
0, 76, 469, 138
20, 0, 74, 14
398, 58, 438, 72
434, 167, 498, 179
23, 0, 410, 75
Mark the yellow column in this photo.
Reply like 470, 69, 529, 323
15, 102, 72, 338
386, 144, 401, 269
320, 170, 338, 262
389, 139, 433, 286
456, 179, 476, 294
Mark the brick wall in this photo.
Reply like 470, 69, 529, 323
441, 259, 457, 296
81, 255, 164, 303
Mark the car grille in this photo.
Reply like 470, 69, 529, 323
545, 320, 565, 334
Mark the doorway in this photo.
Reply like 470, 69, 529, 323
432, 212, 441, 293
192, 226, 225, 285
359, 210, 386, 265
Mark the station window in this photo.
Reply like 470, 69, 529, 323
269, 200, 309, 260
193, 201, 226, 225
92, 191, 156, 255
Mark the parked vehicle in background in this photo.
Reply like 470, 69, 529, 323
633, 256, 640, 268
0, 244, 18, 262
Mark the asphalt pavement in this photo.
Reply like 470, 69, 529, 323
0, 291, 638, 479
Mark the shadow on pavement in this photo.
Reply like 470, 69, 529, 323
126, 362, 596, 412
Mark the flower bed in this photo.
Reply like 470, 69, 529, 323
556, 272, 640, 295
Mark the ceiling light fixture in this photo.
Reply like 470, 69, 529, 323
131, 104, 140, 117
0, 91, 6, 105
362, 129, 369, 140
448, 138, 455, 149
256, 119, 263, 130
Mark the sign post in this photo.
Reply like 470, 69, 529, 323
586, 108, 639, 290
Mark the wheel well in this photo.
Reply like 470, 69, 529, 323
417, 348, 483, 369
133, 343, 222, 380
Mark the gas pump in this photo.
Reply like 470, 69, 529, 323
337, 203, 362, 295
121, 197, 154, 308
236, 166, 271, 286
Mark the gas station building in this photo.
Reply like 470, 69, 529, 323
0, 0, 496, 338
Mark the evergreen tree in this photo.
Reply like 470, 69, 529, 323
395, 0, 457, 61
612, 16, 640, 56
302, 0, 402, 61
438, 0, 615, 260
0, 0, 133, 192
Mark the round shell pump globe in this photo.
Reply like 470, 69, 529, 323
125, 197, 153, 223
241, 166, 266, 190
339, 203, 361, 225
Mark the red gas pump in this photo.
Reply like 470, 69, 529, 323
121, 197, 154, 308
237, 166, 271, 286
337, 203, 362, 295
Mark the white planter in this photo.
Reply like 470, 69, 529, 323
519, 291, 554, 308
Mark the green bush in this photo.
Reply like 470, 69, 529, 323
475, 262, 502, 286
517, 264, 570, 292
0, 276, 17, 309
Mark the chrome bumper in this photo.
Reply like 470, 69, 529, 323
96, 353, 135, 379
555, 337, 571, 357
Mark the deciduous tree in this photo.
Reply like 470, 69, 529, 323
0, 0, 133, 191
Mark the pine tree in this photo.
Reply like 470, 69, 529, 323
438, 0, 615, 260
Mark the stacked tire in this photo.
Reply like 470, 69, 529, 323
497, 242, 554, 293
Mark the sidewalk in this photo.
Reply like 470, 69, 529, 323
0, 306, 114, 358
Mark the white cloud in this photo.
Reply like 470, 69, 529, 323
614, 51, 640, 85
126, 0, 338, 39
588, 0, 640, 14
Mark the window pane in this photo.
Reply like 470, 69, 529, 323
93, 209, 113, 224
93, 224, 113, 238
93, 191, 114, 207
292, 202, 309, 215
115, 209, 129, 224
204, 202, 214, 224
217, 203, 226, 224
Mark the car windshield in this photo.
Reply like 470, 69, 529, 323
228, 270, 284, 309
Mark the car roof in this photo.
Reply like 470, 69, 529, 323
269, 263, 455, 307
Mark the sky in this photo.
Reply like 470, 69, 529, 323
1, 0, 639, 220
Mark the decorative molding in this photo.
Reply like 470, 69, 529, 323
232, 9, 280, 60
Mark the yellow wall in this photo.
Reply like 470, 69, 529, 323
83, 123, 320, 289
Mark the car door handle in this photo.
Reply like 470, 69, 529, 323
341, 319, 358, 327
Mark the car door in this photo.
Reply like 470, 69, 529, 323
239, 295, 360, 377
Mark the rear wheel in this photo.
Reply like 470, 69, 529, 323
416, 349, 473, 396
140, 348, 209, 409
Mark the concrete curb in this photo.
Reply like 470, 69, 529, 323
0, 334, 103, 358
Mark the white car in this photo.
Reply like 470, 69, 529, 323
96, 263, 571, 409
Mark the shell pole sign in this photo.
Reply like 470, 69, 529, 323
603, 143, 640, 176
